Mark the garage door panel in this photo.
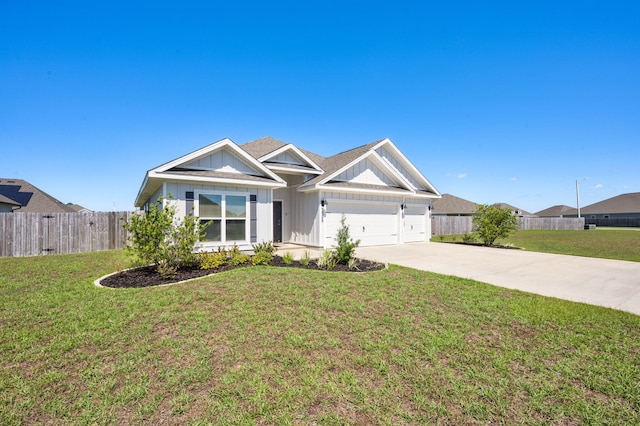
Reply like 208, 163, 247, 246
403, 205, 426, 242
325, 202, 398, 246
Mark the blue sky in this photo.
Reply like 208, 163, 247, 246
1, 1, 638, 212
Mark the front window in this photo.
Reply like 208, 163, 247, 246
199, 194, 247, 242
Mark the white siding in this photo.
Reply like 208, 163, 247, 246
183, 147, 262, 175
163, 181, 272, 249
270, 151, 306, 166
334, 158, 396, 186
376, 146, 424, 190
291, 191, 321, 246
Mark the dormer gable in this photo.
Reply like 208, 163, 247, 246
258, 144, 324, 175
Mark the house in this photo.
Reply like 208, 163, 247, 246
0, 178, 77, 213
535, 205, 576, 218
579, 192, 640, 219
431, 193, 477, 216
492, 203, 535, 217
134, 136, 441, 250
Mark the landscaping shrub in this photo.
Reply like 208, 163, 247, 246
122, 197, 205, 277
472, 204, 518, 246
199, 248, 228, 270
251, 251, 273, 266
252, 241, 276, 255
282, 252, 294, 265
228, 245, 251, 266
332, 215, 360, 265
300, 250, 311, 266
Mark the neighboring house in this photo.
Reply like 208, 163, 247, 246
134, 136, 441, 250
535, 205, 576, 218
431, 193, 477, 216
67, 203, 92, 213
492, 203, 535, 217
578, 192, 640, 219
0, 178, 77, 213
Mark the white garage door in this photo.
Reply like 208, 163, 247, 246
403, 204, 427, 242
325, 202, 399, 246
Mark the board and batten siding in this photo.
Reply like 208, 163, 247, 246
290, 191, 321, 247
0, 211, 133, 257
162, 181, 274, 246
182, 147, 260, 175
334, 158, 397, 186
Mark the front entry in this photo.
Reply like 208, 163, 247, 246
273, 201, 283, 243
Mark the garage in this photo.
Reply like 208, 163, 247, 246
325, 201, 399, 246
403, 204, 427, 243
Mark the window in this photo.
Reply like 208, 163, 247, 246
198, 193, 247, 242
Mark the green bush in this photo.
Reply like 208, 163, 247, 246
472, 204, 518, 246
332, 215, 360, 265
251, 251, 273, 266
228, 245, 251, 266
317, 249, 333, 269
122, 197, 205, 277
462, 233, 475, 244
252, 241, 276, 255
282, 252, 294, 265
200, 248, 228, 270
300, 250, 311, 266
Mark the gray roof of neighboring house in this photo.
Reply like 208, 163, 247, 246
493, 203, 535, 217
580, 192, 640, 214
0, 193, 21, 206
0, 178, 77, 213
535, 205, 577, 217
431, 193, 478, 214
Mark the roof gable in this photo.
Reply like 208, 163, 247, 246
299, 138, 440, 198
373, 139, 440, 195
135, 139, 286, 207
179, 146, 264, 176
332, 156, 405, 188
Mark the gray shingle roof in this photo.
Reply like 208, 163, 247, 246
581, 192, 640, 214
241, 136, 326, 169
493, 203, 535, 217
431, 194, 477, 215
535, 205, 576, 217
0, 178, 77, 213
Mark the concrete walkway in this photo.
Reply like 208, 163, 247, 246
355, 243, 640, 316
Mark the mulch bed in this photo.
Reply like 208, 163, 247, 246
99, 256, 386, 289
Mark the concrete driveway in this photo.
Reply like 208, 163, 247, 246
355, 243, 640, 316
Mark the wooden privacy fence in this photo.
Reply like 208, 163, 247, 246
0, 212, 134, 257
431, 216, 585, 236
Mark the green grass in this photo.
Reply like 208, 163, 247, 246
434, 229, 640, 262
1, 250, 639, 424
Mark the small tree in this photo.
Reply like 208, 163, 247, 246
332, 215, 360, 265
472, 204, 518, 246
122, 197, 205, 277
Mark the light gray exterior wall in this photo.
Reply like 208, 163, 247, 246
162, 181, 273, 250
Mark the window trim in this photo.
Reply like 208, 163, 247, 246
195, 191, 250, 244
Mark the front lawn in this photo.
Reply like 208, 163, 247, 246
433, 229, 640, 262
1, 250, 639, 424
